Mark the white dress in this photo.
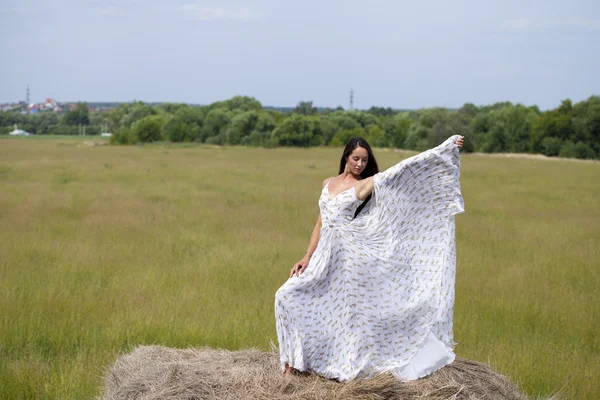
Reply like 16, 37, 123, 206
275, 135, 465, 382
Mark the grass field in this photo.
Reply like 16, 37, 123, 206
0, 136, 598, 399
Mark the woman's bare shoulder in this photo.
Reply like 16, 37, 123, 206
322, 176, 337, 188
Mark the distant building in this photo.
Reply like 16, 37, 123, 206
23, 98, 61, 113
1, 98, 63, 113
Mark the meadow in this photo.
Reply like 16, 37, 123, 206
0, 136, 598, 399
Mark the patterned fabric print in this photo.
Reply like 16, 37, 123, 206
275, 135, 464, 382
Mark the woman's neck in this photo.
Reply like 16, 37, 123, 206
341, 168, 362, 181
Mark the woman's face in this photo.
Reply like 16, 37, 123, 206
346, 146, 369, 176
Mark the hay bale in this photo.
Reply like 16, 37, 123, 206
99, 345, 530, 400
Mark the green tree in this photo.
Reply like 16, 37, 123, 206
64, 102, 90, 126
382, 114, 413, 148
120, 102, 158, 128
162, 117, 192, 142
403, 108, 448, 151
133, 115, 166, 143
0, 111, 28, 128
110, 128, 138, 145
458, 103, 479, 119
496, 104, 538, 152
530, 99, 573, 152
169, 106, 204, 141
227, 111, 275, 145
404, 124, 430, 151
174, 106, 204, 126
419, 108, 448, 129
330, 127, 364, 146
271, 114, 322, 147
364, 125, 383, 147
541, 137, 563, 156
367, 106, 395, 117
205, 96, 263, 113
294, 101, 317, 115
201, 108, 232, 143
572, 141, 596, 159
32, 112, 60, 135
156, 103, 188, 115
559, 140, 596, 159
320, 115, 361, 145
572, 96, 600, 154
89, 111, 108, 128
429, 119, 453, 148
345, 110, 379, 129
106, 103, 132, 132
470, 112, 491, 151
470, 103, 538, 153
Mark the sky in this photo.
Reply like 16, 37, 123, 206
1, 0, 599, 110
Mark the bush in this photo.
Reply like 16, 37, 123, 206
162, 118, 192, 142
557, 141, 595, 159
226, 111, 276, 145
558, 141, 576, 158
541, 137, 562, 156
110, 128, 138, 145
403, 124, 430, 150
573, 141, 596, 159
49, 125, 80, 135
240, 131, 278, 147
205, 134, 226, 145
133, 115, 166, 143
271, 115, 322, 147
329, 127, 364, 147
85, 125, 101, 136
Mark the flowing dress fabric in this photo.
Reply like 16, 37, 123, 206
275, 135, 465, 381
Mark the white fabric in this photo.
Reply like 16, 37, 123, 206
275, 135, 464, 381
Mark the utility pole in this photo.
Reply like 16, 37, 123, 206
349, 89, 354, 111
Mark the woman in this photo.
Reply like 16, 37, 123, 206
275, 134, 465, 381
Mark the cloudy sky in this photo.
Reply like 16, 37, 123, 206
1, 0, 599, 109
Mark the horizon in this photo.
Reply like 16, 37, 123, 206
3, 95, 597, 113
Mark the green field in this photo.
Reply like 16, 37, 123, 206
0, 136, 598, 399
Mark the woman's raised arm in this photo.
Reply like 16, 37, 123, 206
355, 136, 463, 202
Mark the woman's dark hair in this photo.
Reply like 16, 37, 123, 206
338, 137, 378, 218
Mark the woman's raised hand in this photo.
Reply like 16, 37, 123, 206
455, 136, 465, 148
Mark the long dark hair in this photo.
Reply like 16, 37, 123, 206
338, 137, 378, 218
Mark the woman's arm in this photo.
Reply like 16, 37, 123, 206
290, 213, 322, 277
354, 177, 374, 201
355, 136, 464, 201
289, 177, 330, 278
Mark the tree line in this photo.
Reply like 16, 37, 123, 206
1, 96, 599, 160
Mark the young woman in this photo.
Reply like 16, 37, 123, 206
275, 135, 465, 381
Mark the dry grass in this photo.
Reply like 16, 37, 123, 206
100, 345, 529, 400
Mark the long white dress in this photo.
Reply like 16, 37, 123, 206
275, 135, 465, 382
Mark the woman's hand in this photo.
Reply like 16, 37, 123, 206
455, 136, 465, 148
290, 254, 310, 278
